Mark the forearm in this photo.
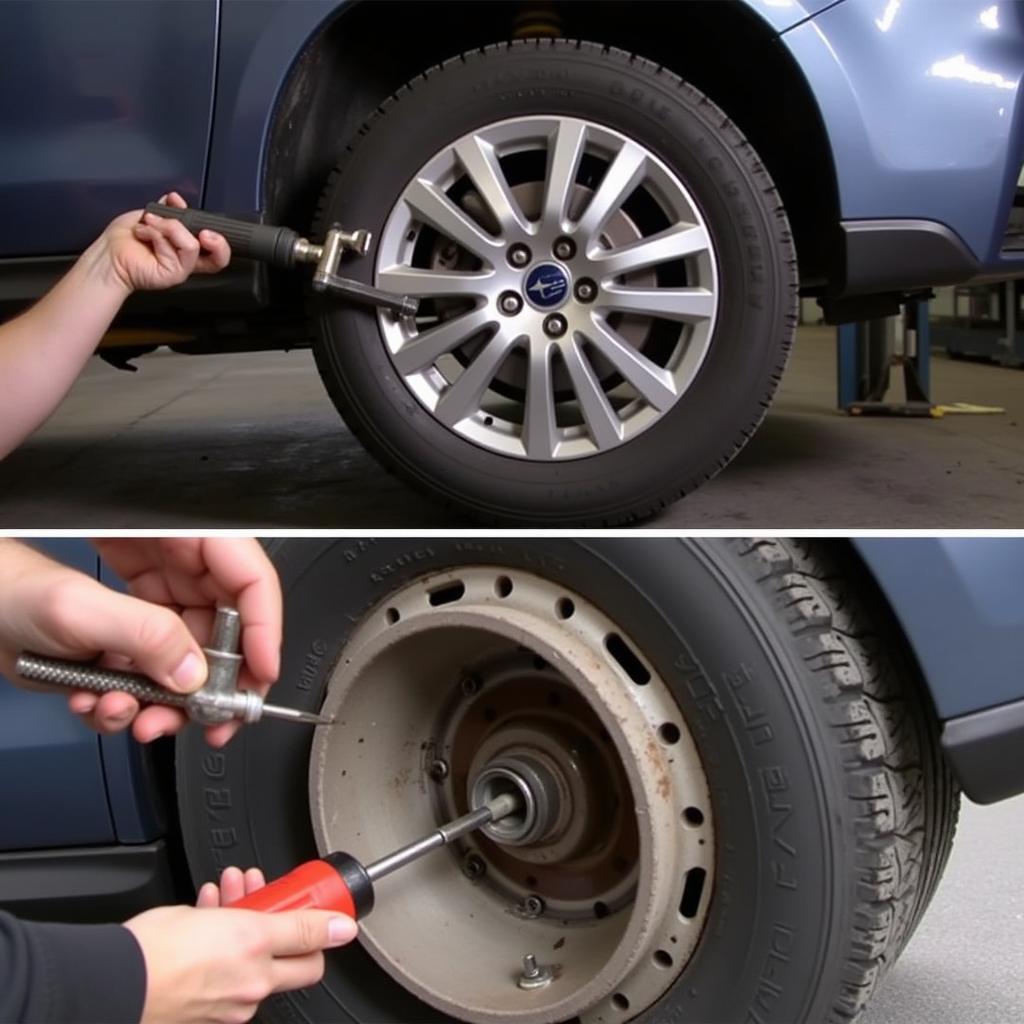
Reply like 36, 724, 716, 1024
0, 239, 130, 458
0, 910, 146, 1023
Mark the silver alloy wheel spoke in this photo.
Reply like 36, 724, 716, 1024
542, 119, 587, 229
583, 316, 677, 410
574, 141, 647, 247
375, 115, 719, 460
601, 285, 716, 322
562, 338, 624, 449
404, 177, 504, 261
434, 329, 521, 426
378, 266, 495, 299
523, 340, 559, 459
393, 306, 497, 375
589, 223, 710, 277
453, 135, 531, 238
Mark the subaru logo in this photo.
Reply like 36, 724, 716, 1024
525, 263, 569, 309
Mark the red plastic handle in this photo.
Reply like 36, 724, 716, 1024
228, 860, 357, 918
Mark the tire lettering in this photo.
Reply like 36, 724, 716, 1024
675, 644, 723, 722
724, 663, 774, 746
370, 548, 435, 583
746, 922, 796, 1023
761, 767, 798, 890
298, 640, 327, 691
341, 539, 377, 563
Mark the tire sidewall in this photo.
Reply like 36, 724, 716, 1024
178, 539, 840, 1024
312, 42, 794, 522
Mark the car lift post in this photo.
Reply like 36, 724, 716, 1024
837, 298, 934, 416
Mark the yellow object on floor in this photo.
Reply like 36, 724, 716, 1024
933, 402, 1006, 416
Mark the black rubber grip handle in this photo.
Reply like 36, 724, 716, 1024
144, 203, 301, 268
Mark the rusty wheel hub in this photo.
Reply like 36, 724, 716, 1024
437, 669, 640, 921
310, 566, 714, 1023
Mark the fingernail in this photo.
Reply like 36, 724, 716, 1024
327, 916, 358, 946
171, 651, 204, 692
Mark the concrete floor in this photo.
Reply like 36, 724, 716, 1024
862, 795, 1024, 1024
1, 326, 1022, 527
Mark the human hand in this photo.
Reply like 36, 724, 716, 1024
0, 538, 282, 746
101, 191, 231, 294
196, 866, 267, 908
124, 903, 357, 1024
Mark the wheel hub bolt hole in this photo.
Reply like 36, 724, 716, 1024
683, 806, 705, 827
553, 236, 576, 260
507, 243, 532, 268
658, 722, 681, 745
543, 313, 568, 338
461, 674, 483, 697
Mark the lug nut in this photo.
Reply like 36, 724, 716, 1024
428, 758, 449, 782
543, 314, 567, 338
507, 244, 532, 268
553, 237, 576, 260
574, 279, 596, 303
499, 292, 523, 316
463, 853, 487, 880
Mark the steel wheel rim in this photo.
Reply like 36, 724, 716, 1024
375, 115, 719, 460
310, 567, 715, 1023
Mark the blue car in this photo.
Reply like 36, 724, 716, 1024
3, 537, 1023, 1024
1, 0, 1022, 527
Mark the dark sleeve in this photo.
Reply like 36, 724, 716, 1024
0, 910, 146, 1023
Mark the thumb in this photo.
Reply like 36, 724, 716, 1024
55, 581, 207, 693
264, 910, 358, 957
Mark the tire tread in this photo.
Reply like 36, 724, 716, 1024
732, 538, 959, 1022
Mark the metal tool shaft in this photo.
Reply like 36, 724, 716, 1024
364, 792, 519, 883
260, 703, 334, 726
15, 607, 332, 728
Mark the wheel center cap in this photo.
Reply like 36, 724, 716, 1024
524, 262, 570, 310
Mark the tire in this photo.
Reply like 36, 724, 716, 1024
176, 538, 957, 1024
310, 41, 797, 526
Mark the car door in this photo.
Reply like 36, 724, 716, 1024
0, 0, 217, 257
0, 541, 114, 848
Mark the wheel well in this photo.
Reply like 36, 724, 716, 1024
265, 0, 840, 290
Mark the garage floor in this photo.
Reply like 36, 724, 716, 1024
1, 325, 1021, 528
862, 795, 1024, 1024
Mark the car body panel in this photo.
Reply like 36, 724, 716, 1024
204, 0, 834, 212
204, 0, 342, 213
0, 542, 113, 850
5, 0, 1021, 287
0, 0, 218, 258
782, 0, 1024, 269
854, 537, 1024, 720
0, 543, 165, 852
